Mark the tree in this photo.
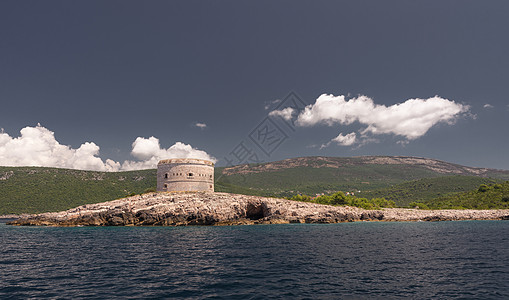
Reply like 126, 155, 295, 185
330, 192, 347, 205
478, 184, 489, 193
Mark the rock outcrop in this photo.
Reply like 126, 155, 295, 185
7, 192, 509, 226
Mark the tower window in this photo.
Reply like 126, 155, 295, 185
164, 173, 168, 179
188, 173, 193, 176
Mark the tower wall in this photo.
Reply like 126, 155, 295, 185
157, 158, 214, 192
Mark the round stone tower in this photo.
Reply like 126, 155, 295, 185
157, 158, 214, 192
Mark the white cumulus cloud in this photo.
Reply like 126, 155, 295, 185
320, 132, 357, 149
121, 138, 215, 171
194, 122, 207, 129
296, 94, 469, 145
268, 107, 295, 121
332, 132, 357, 146
483, 104, 494, 109
0, 124, 215, 172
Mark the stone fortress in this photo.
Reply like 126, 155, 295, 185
157, 158, 214, 192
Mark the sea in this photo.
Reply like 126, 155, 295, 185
1, 220, 508, 299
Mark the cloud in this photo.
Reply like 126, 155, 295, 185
0, 124, 215, 172
332, 132, 357, 146
268, 107, 295, 121
296, 94, 469, 145
320, 132, 357, 149
194, 122, 207, 129
264, 99, 282, 110
121, 138, 215, 171
483, 104, 494, 109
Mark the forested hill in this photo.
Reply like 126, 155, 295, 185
0, 167, 155, 215
2, 156, 509, 215
215, 156, 509, 196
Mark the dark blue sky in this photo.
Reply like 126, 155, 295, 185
1, 1, 508, 170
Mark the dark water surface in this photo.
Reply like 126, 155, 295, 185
1, 221, 508, 299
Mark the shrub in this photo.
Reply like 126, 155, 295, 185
314, 195, 332, 205
143, 187, 157, 194
330, 192, 347, 205
478, 184, 489, 193
409, 202, 429, 210
289, 194, 312, 202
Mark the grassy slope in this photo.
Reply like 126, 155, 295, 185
356, 176, 501, 206
424, 181, 509, 209
216, 164, 450, 197
214, 181, 267, 197
0, 167, 156, 215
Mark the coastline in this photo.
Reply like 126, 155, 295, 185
7, 192, 509, 226
0, 214, 32, 221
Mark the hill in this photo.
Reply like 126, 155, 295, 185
424, 181, 509, 209
216, 156, 509, 197
2, 156, 509, 215
356, 176, 501, 207
0, 167, 155, 215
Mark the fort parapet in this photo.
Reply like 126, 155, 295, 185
157, 158, 214, 192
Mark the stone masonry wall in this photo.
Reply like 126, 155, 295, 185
157, 158, 214, 192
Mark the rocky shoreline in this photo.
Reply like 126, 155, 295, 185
7, 192, 509, 226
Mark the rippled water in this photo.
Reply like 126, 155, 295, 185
1, 221, 508, 299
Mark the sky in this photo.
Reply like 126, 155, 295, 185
1, 0, 508, 171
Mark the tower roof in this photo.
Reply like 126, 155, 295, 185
157, 158, 214, 166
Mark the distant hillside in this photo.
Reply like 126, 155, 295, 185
0, 167, 155, 215
424, 181, 509, 209
2, 156, 509, 215
357, 176, 501, 207
216, 156, 509, 196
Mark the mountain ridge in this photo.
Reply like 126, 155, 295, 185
220, 156, 508, 177
215, 156, 509, 197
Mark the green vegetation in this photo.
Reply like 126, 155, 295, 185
288, 191, 396, 210
286, 181, 509, 210
214, 181, 268, 197
215, 156, 509, 197
424, 181, 509, 209
215, 164, 443, 197
357, 176, 500, 207
2, 156, 509, 215
0, 167, 155, 215
408, 202, 430, 210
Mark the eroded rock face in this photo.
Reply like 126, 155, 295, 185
7, 192, 509, 226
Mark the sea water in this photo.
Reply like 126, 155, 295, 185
1, 221, 508, 299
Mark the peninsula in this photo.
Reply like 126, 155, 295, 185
8, 192, 509, 226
